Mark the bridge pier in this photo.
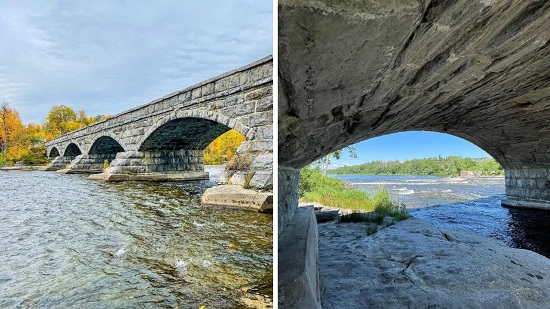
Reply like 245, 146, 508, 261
88, 150, 209, 182
66, 154, 117, 173
45, 156, 75, 171
502, 168, 550, 210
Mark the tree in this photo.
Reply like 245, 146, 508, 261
321, 146, 358, 176
0, 101, 9, 159
44, 105, 77, 137
203, 130, 246, 165
0, 101, 32, 164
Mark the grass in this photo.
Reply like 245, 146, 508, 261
299, 166, 410, 224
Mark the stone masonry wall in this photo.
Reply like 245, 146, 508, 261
105, 150, 204, 174
505, 168, 550, 202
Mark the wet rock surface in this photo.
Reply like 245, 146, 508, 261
319, 218, 550, 309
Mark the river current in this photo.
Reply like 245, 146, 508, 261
334, 174, 550, 258
0, 166, 272, 308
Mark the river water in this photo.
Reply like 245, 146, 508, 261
0, 166, 272, 308
334, 174, 550, 258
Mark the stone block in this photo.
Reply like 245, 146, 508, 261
245, 86, 272, 101
241, 111, 273, 127
200, 185, 272, 212
254, 125, 273, 139
220, 102, 255, 118
251, 153, 273, 170
250, 140, 273, 152
236, 141, 253, 153
255, 96, 273, 112
249, 170, 273, 190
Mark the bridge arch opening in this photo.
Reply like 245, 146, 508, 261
301, 131, 505, 210
63, 143, 82, 157
89, 136, 125, 156
49, 147, 60, 159
139, 117, 235, 151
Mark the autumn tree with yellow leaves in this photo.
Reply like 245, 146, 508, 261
0, 103, 111, 166
203, 130, 246, 165
0, 101, 47, 165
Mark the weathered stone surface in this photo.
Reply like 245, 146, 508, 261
279, 0, 550, 203
44, 57, 273, 191
200, 185, 273, 212
278, 167, 300, 235
278, 206, 321, 309
249, 170, 273, 190
319, 218, 550, 308
251, 153, 273, 170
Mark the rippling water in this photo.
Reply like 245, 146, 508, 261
0, 167, 272, 308
334, 174, 550, 258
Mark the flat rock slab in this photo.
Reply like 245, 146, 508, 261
319, 218, 550, 309
201, 185, 273, 212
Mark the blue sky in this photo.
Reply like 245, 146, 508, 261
0, 0, 272, 124
328, 131, 493, 169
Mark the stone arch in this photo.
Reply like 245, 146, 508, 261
49, 147, 60, 158
63, 142, 82, 157
137, 110, 251, 151
88, 135, 125, 155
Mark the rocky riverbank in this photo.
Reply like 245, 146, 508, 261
319, 217, 550, 308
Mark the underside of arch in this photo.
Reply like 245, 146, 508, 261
49, 147, 60, 158
89, 136, 125, 155
63, 143, 82, 157
139, 118, 231, 151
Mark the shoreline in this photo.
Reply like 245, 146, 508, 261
0, 165, 47, 171
329, 173, 505, 178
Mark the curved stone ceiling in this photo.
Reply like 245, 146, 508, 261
279, 0, 550, 169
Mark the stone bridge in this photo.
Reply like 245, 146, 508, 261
45, 56, 273, 190
278, 1, 550, 307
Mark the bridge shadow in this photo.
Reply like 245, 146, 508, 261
407, 195, 550, 258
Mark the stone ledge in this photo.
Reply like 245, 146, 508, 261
278, 206, 321, 309
501, 198, 550, 210
88, 172, 209, 182
200, 185, 273, 213
56, 169, 102, 174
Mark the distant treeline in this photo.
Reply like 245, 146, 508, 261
329, 156, 504, 177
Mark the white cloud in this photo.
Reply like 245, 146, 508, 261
0, 0, 273, 123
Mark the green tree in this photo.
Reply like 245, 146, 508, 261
44, 105, 77, 137
321, 146, 357, 176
